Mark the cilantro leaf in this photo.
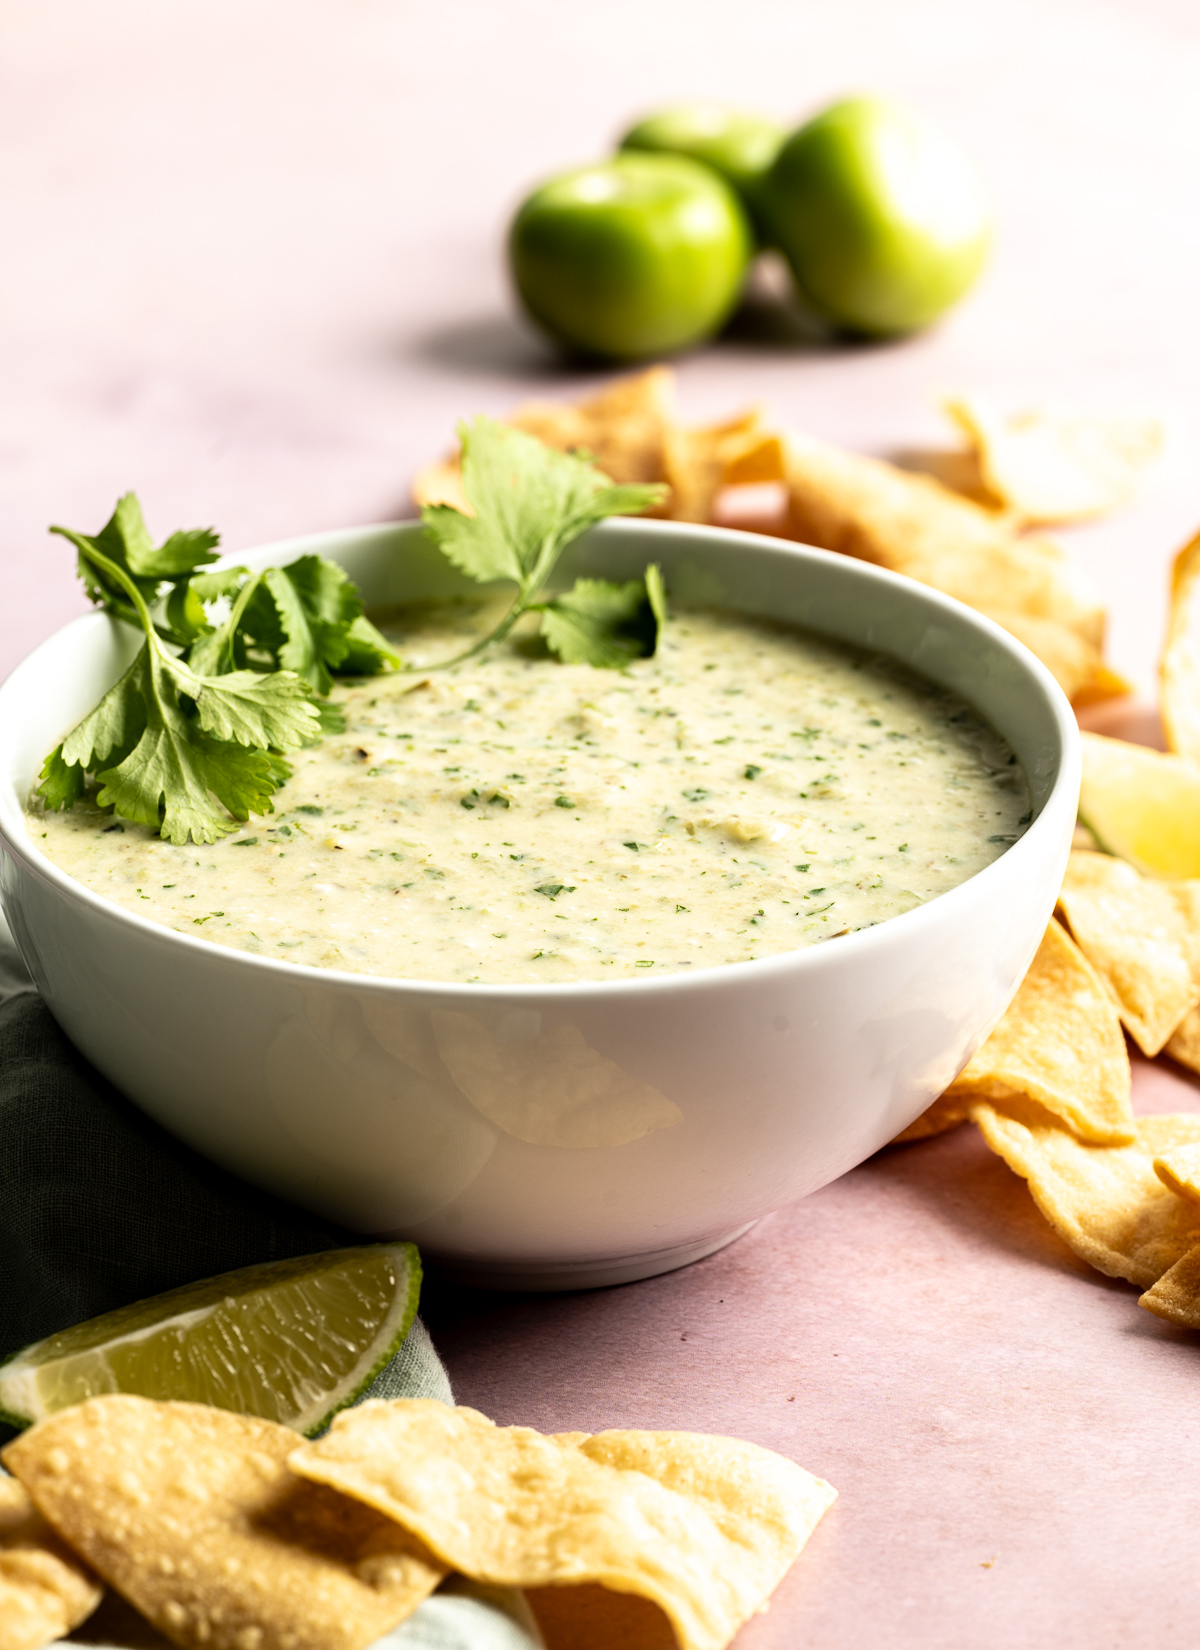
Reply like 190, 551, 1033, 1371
38, 538, 320, 845
51, 493, 220, 633
419, 418, 666, 668
340, 613, 403, 676
163, 655, 319, 751
540, 572, 666, 669
191, 556, 401, 693
37, 746, 87, 811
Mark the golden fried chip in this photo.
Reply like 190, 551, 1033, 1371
770, 431, 1107, 698
972, 1103, 1200, 1286
526, 1581, 677, 1650
412, 368, 677, 518
662, 408, 771, 524
941, 920, 1133, 1144
413, 370, 770, 529
890, 1091, 974, 1144
0, 1473, 103, 1650
510, 367, 677, 498
944, 395, 1164, 524
411, 456, 469, 514
1055, 849, 1200, 1056
291, 1400, 836, 1650
3, 1397, 446, 1650
1070, 661, 1135, 710
1166, 1005, 1200, 1075
973, 611, 1101, 702
1160, 529, 1200, 767
1138, 1242, 1200, 1329
1152, 1141, 1200, 1208
721, 430, 786, 487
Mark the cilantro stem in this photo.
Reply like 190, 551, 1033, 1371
205, 572, 265, 674
420, 565, 552, 674
76, 544, 160, 642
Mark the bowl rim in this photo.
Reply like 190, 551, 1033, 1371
0, 516, 1081, 1002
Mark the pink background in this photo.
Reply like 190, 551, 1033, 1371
5, 3, 1200, 1643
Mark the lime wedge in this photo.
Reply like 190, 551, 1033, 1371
1079, 731, 1200, 878
0, 1243, 420, 1436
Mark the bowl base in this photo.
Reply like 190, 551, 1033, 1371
425, 1222, 758, 1293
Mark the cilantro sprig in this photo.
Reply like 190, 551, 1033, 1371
420, 418, 669, 669
39, 495, 397, 844
39, 427, 667, 846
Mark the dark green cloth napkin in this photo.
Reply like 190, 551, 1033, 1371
0, 927, 451, 1432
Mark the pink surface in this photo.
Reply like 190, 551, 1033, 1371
5, 3, 1200, 1643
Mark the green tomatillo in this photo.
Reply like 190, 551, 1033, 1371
762, 96, 992, 337
618, 102, 785, 240
509, 152, 753, 361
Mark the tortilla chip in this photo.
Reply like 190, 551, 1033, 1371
411, 457, 469, 514
0, 1473, 103, 1650
1055, 850, 1200, 1056
291, 1400, 836, 1650
412, 368, 676, 519
1160, 529, 1200, 767
662, 408, 771, 524
971, 609, 1102, 701
944, 396, 1164, 524
941, 919, 1133, 1145
3, 1397, 446, 1650
526, 1581, 677, 1650
510, 368, 676, 495
972, 1103, 1200, 1287
721, 431, 786, 487
769, 430, 1107, 697
1138, 1242, 1200, 1329
1152, 1141, 1200, 1208
413, 371, 769, 528
1166, 1004, 1200, 1074
1070, 661, 1135, 710
890, 1091, 974, 1144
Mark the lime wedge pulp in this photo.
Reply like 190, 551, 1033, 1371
0, 1242, 421, 1437
1079, 731, 1200, 879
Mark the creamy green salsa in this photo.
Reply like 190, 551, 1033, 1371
32, 601, 1029, 984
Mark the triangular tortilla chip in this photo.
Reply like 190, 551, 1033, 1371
769, 431, 1106, 698
290, 1400, 835, 1650
413, 369, 680, 520
662, 408, 771, 524
1138, 1241, 1200, 1329
944, 395, 1164, 524
941, 919, 1133, 1145
0, 1473, 103, 1650
971, 1103, 1200, 1287
3, 1398, 446, 1650
412, 370, 769, 528
1055, 849, 1200, 1056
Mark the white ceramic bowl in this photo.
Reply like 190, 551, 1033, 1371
0, 520, 1078, 1289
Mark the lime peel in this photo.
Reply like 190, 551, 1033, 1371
0, 1242, 421, 1437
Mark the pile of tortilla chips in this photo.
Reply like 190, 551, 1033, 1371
412, 368, 1164, 706
0, 1395, 835, 1650
897, 521, 1200, 1333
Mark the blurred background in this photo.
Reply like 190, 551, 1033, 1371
3, 0, 1199, 692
